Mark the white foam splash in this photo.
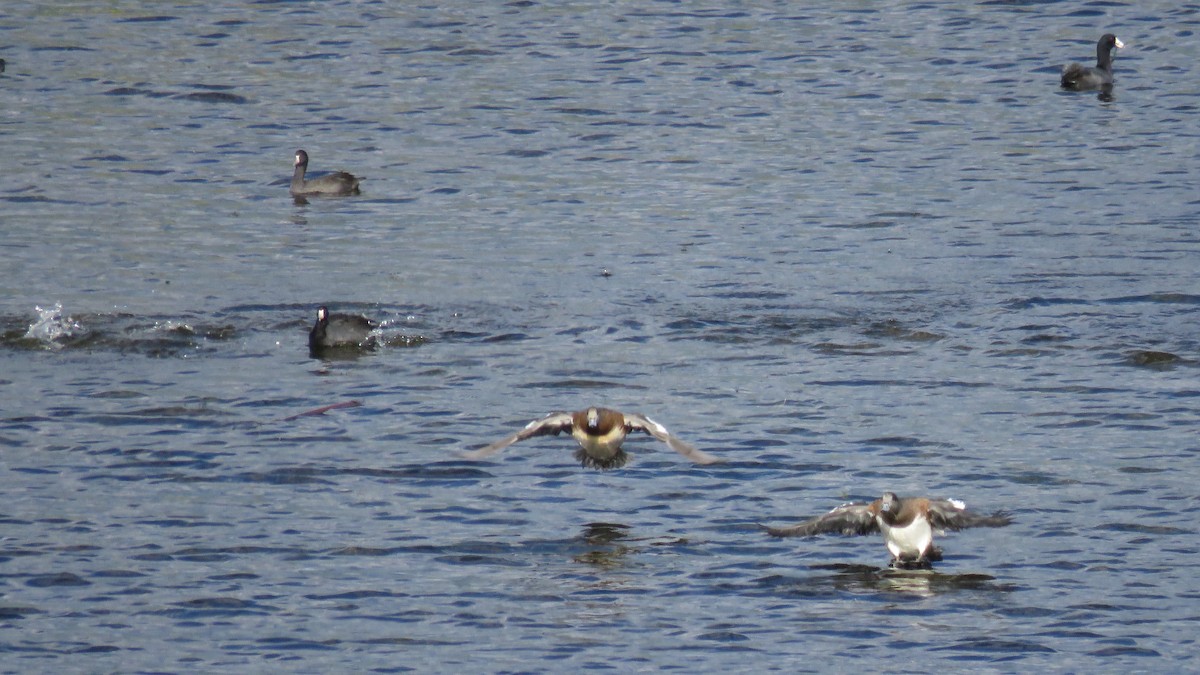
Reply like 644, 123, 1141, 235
24, 303, 81, 346
152, 319, 193, 334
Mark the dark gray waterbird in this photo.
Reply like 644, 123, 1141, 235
290, 149, 361, 197
1061, 33, 1124, 90
308, 306, 376, 353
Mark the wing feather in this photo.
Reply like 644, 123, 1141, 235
624, 413, 723, 465
461, 412, 574, 460
764, 502, 880, 538
925, 499, 1013, 531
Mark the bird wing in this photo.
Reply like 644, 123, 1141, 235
623, 413, 723, 465
925, 499, 1013, 531
330, 313, 376, 329
764, 502, 880, 538
461, 412, 574, 460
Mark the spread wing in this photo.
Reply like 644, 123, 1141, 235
926, 499, 1013, 531
623, 412, 723, 465
763, 502, 879, 538
461, 412, 574, 460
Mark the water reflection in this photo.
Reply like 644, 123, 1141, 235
779, 563, 1013, 598
307, 332, 428, 360
573, 522, 634, 567
568, 522, 691, 568
308, 342, 377, 361
580, 522, 631, 546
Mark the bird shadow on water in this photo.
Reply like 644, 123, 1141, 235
521, 522, 689, 569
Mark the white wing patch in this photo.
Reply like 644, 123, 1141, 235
640, 415, 670, 436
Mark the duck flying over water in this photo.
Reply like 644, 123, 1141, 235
764, 492, 1012, 568
464, 407, 722, 470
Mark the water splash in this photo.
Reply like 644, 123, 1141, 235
23, 303, 82, 347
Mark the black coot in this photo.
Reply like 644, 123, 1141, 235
309, 306, 376, 354
290, 150, 362, 197
1061, 34, 1124, 90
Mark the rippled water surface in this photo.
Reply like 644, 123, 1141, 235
3, 1, 1200, 671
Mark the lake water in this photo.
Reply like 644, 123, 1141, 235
2, 1, 1199, 672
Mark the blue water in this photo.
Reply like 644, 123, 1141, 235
2, 1, 1199, 672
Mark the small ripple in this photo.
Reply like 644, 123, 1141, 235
1093, 523, 1190, 536
25, 573, 91, 588
0, 606, 42, 620
1089, 645, 1162, 657
150, 597, 272, 619
931, 637, 1056, 654
117, 15, 178, 23
174, 91, 249, 104
1125, 350, 1183, 368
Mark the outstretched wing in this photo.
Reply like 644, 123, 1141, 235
462, 412, 574, 460
624, 413, 723, 465
926, 499, 1013, 531
764, 501, 880, 538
